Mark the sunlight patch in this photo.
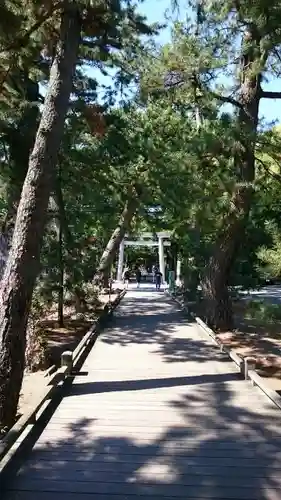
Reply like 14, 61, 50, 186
134, 461, 178, 483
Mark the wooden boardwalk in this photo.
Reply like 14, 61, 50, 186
4, 284, 281, 499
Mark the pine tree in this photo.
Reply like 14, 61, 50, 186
0, 0, 156, 428
0, 0, 81, 428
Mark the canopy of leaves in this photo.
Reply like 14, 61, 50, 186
2, 0, 281, 308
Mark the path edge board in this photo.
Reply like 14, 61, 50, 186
166, 290, 281, 413
0, 288, 127, 482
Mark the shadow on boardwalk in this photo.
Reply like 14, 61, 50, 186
101, 295, 230, 364
7, 379, 281, 499
4, 291, 281, 499
69, 372, 239, 395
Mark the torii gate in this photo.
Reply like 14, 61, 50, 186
116, 231, 182, 285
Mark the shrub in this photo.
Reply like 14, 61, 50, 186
244, 299, 281, 322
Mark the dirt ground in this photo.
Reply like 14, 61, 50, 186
216, 300, 281, 392
18, 290, 120, 419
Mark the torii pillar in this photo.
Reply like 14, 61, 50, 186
158, 236, 165, 281
176, 258, 182, 286
117, 239, 125, 281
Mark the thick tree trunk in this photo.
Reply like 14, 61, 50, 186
57, 165, 64, 327
0, 4, 81, 428
202, 25, 263, 331
58, 214, 64, 327
202, 186, 252, 330
54, 179, 87, 312
0, 195, 22, 282
0, 233, 9, 280
93, 197, 139, 286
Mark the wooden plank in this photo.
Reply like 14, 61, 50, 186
19, 458, 281, 477
35, 422, 281, 437
34, 430, 278, 446
4, 493, 227, 500
15, 451, 281, 469
6, 477, 281, 498
55, 395, 277, 408
46, 406, 281, 422
4, 287, 281, 500
29, 438, 281, 458
27, 446, 281, 460
14, 469, 281, 488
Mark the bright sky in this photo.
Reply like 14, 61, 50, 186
85, 0, 281, 125
139, 0, 281, 125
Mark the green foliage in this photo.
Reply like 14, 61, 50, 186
244, 300, 281, 323
258, 230, 281, 280
3, 0, 281, 332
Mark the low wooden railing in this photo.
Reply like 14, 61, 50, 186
0, 288, 126, 477
167, 288, 281, 414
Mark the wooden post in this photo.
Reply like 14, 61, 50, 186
61, 350, 73, 374
243, 356, 256, 380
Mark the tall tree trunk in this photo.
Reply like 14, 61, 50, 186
54, 178, 87, 312
58, 211, 64, 327
0, 233, 9, 280
0, 4, 81, 428
93, 196, 139, 287
57, 164, 64, 327
202, 186, 252, 330
202, 26, 263, 331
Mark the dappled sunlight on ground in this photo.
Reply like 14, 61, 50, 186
4, 285, 281, 499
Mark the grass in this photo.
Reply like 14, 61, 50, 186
244, 299, 281, 323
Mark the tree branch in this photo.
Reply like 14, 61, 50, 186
209, 90, 245, 110
261, 90, 281, 99
0, 4, 61, 54
255, 156, 281, 185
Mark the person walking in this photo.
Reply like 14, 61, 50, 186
141, 265, 148, 282
135, 267, 141, 288
155, 267, 162, 291
152, 264, 156, 283
122, 267, 130, 288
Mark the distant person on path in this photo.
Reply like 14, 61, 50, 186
141, 265, 148, 282
155, 267, 163, 290
135, 267, 141, 288
152, 264, 156, 283
122, 267, 130, 288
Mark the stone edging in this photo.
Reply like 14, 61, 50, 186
166, 290, 281, 413
0, 288, 126, 481
194, 314, 281, 411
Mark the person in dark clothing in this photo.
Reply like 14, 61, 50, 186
123, 268, 130, 288
135, 268, 141, 288
155, 268, 162, 290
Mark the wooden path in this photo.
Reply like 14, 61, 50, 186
4, 284, 281, 499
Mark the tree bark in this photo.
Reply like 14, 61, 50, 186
58, 212, 64, 327
201, 186, 252, 330
93, 196, 139, 287
0, 3, 81, 428
202, 25, 263, 331
54, 178, 87, 312
49, 193, 66, 325
57, 165, 64, 327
